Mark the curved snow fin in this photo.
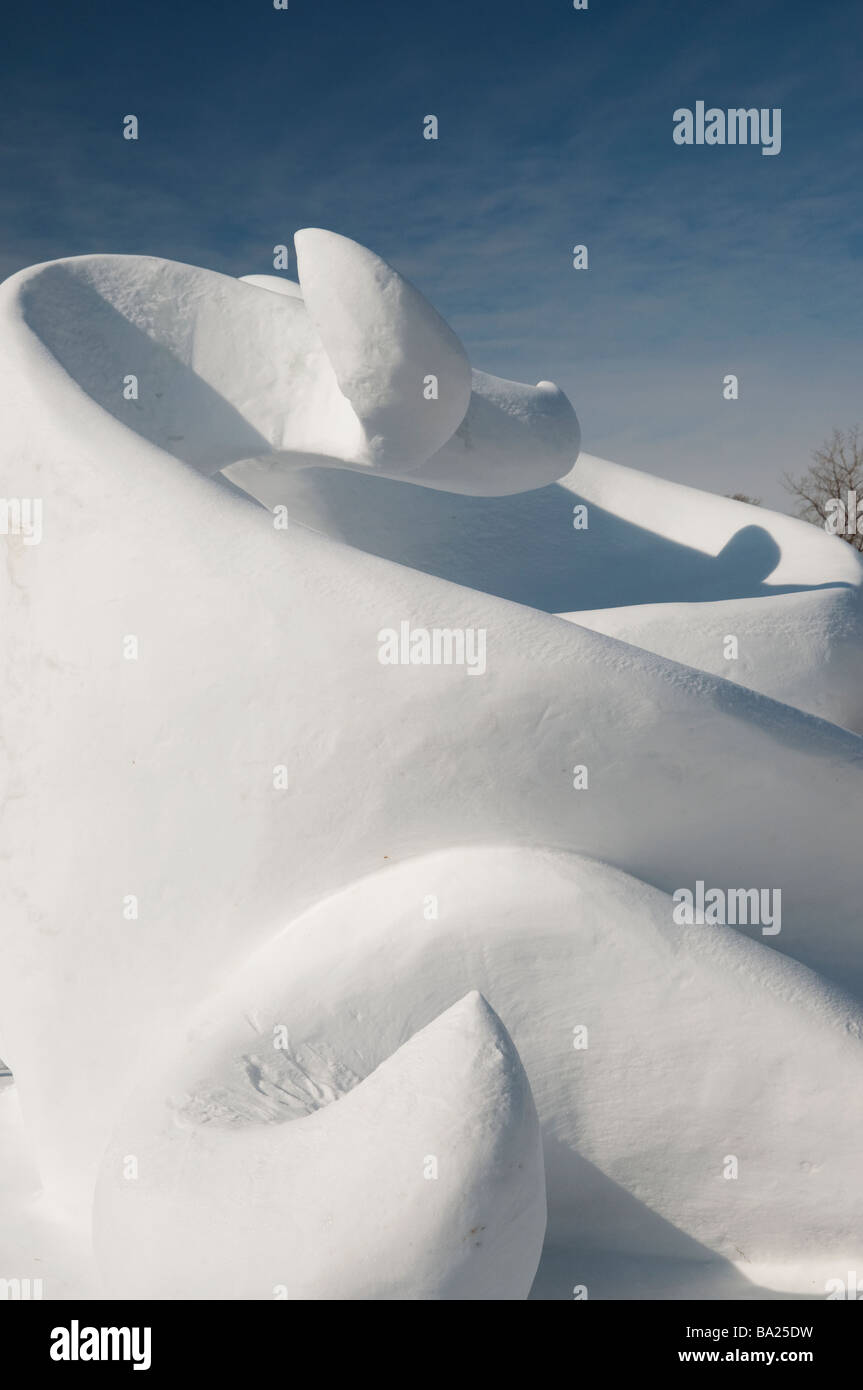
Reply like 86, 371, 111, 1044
294, 228, 471, 470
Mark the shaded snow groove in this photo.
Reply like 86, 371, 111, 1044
177, 1040, 363, 1126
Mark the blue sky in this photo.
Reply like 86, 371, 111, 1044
2, 0, 861, 507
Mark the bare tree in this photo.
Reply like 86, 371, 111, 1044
783, 425, 863, 551
725, 492, 761, 505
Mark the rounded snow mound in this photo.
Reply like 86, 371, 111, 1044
153, 846, 863, 1277
94, 992, 546, 1300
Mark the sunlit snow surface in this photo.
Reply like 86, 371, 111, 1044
0, 232, 861, 1300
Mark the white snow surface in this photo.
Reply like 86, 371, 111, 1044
0, 231, 861, 1301
238, 273, 304, 299
561, 586, 863, 732
94, 991, 546, 1300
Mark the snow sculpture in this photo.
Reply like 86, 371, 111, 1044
94, 993, 547, 1300
0, 230, 861, 1301
7, 229, 580, 496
